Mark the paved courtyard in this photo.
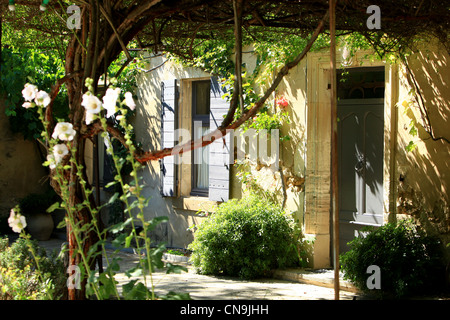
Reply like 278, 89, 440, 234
34, 237, 361, 300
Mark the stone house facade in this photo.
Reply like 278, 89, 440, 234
91, 38, 449, 269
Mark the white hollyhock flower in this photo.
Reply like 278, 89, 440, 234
85, 111, 96, 125
8, 4, 15, 11
103, 87, 121, 118
22, 83, 38, 101
8, 208, 27, 233
124, 92, 136, 111
53, 143, 69, 162
22, 102, 35, 109
47, 154, 57, 169
82, 93, 102, 114
35, 90, 51, 107
52, 122, 76, 141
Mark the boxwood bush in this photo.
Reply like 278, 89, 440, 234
340, 220, 447, 299
188, 195, 301, 279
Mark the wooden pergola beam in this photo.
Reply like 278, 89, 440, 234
329, 0, 339, 301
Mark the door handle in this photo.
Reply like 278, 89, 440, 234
355, 157, 364, 173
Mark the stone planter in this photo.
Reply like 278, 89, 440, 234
163, 252, 191, 264
26, 213, 54, 241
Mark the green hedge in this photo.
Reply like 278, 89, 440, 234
340, 220, 446, 299
188, 195, 301, 279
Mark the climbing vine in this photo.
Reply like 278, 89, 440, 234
0, 47, 67, 140
1, 0, 447, 300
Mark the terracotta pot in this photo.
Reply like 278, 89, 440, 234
27, 213, 54, 241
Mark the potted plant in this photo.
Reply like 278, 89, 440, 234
18, 190, 58, 241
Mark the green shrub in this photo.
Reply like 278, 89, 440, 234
340, 220, 446, 299
188, 195, 301, 279
0, 236, 67, 300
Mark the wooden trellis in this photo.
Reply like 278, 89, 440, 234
1, 0, 448, 300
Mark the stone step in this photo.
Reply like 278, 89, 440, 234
272, 268, 360, 293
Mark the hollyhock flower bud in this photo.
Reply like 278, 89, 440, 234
47, 154, 57, 169
8, 208, 27, 233
124, 92, 136, 111
22, 102, 35, 109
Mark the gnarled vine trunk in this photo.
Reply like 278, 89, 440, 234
52, 4, 110, 299
53, 1, 156, 300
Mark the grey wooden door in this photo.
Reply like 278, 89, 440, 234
338, 98, 384, 253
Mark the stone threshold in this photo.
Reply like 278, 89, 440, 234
272, 268, 360, 293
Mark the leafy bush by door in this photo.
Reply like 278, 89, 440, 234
188, 195, 302, 279
340, 220, 446, 299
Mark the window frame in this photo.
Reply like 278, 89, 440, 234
190, 80, 211, 197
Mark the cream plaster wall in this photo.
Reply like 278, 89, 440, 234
394, 39, 450, 247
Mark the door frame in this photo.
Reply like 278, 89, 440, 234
304, 49, 399, 268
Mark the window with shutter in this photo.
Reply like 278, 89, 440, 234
160, 77, 231, 202
160, 79, 178, 197
208, 77, 231, 202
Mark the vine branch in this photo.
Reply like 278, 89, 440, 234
45, 70, 84, 135
99, 3, 132, 61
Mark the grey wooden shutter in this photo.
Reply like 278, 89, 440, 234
160, 79, 178, 197
208, 76, 231, 202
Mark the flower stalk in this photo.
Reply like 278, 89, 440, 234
12, 80, 181, 300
